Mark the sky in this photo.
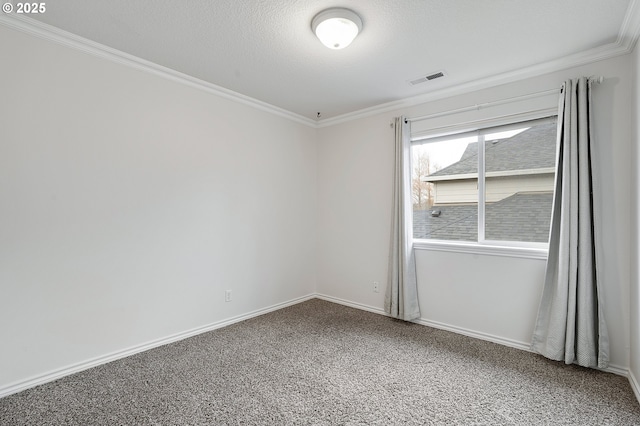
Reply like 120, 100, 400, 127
411, 127, 528, 173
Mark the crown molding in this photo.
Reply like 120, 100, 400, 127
317, 42, 633, 128
2, 1, 639, 131
0, 14, 318, 128
619, 0, 640, 50
318, 0, 640, 128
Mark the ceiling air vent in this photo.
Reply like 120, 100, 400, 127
409, 71, 446, 86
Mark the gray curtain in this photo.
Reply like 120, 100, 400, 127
384, 117, 421, 321
531, 77, 609, 369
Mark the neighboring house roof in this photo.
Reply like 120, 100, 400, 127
413, 192, 553, 242
426, 121, 557, 179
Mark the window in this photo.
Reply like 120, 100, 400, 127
411, 116, 557, 248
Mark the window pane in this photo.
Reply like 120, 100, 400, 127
484, 119, 557, 242
412, 136, 478, 241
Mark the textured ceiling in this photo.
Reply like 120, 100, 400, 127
18, 0, 635, 120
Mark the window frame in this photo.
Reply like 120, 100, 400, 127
409, 110, 558, 259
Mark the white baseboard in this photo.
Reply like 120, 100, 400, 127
0, 294, 315, 399
314, 293, 388, 316
419, 318, 630, 378
315, 293, 532, 351
630, 369, 640, 405
3, 293, 634, 401
315, 294, 632, 379
413, 318, 533, 352
602, 364, 630, 377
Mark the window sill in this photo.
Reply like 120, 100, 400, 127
412, 240, 548, 260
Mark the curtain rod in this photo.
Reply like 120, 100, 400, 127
406, 76, 603, 124
406, 89, 559, 123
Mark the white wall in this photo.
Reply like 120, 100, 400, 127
631, 41, 640, 395
317, 54, 633, 370
0, 25, 317, 391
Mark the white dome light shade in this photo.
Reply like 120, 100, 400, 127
311, 8, 362, 50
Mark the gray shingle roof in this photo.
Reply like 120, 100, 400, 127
427, 121, 557, 178
413, 192, 553, 242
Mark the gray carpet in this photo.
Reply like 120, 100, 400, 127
1, 299, 639, 425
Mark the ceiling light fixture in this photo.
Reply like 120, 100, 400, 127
311, 8, 362, 50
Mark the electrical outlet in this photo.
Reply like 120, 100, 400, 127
225, 290, 232, 302
373, 281, 379, 293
